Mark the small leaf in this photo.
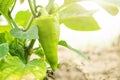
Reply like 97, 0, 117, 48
0, 43, 9, 58
58, 40, 88, 60
0, 55, 47, 80
10, 26, 39, 39
60, 3, 100, 31
14, 10, 31, 28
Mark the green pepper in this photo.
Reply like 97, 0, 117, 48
35, 8, 60, 71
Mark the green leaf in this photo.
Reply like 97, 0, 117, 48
0, 43, 9, 58
0, 31, 14, 44
60, 3, 100, 31
0, 0, 16, 15
4, 31, 14, 44
62, 16, 100, 31
14, 10, 32, 28
10, 26, 39, 39
0, 0, 16, 27
33, 46, 45, 58
0, 33, 6, 44
58, 40, 88, 60
0, 55, 47, 80
9, 40, 26, 63
0, 26, 12, 33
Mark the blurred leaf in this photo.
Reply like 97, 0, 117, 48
0, 25, 12, 33
93, 0, 119, 15
10, 26, 39, 39
101, 3, 119, 15
63, 0, 120, 15
62, 16, 100, 31
0, 0, 16, 15
4, 31, 14, 44
14, 10, 31, 28
60, 3, 96, 19
93, 0, 120, 7
58, 40, 88, 60
60, 3, 100, 31
0, 43, 9, 58
20, 0, 24, 4
64, 0, 84, 4
0, 55, 47, 80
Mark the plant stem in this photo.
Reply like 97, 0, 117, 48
28, 0, 36, 17
28, 39, 35, 50
33, 0, 37, 13
10, 16, 18, 28
25, 16, 34, 31
7, 14, 18, 29
46, 0, 54, 13
10, 0, 17, 13
25, 39, 35, 63
3, 14, 13, 28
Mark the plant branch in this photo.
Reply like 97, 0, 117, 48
28, 39, 36, 50
25, 16, 34, 31
10, 0, 17, 13
4, 14, 18, 28
33, 0, 37, 13
28, 0, 36, 17
8, 14, 18, 29
24, 39, 35, 63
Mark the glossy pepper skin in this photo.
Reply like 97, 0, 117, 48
35, 14, 60, 71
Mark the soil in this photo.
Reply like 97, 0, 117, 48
46, 46, 120, 80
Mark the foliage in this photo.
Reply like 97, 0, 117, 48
0, 0, 119, 79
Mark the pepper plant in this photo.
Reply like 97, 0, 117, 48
0, 0, 120, 79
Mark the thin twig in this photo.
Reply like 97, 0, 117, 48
28, 0, 36, 17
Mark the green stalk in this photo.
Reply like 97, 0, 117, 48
8, 14, 18, 29
4, 13, 18, 29
28, 0, 36, 17
10, 0, 17, 13
25, 16, 34, 31
27, 39, 35, 50
33, 0, 37, 13
25, 39, 35, 63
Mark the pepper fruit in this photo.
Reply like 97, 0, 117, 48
35, 8, 60, 71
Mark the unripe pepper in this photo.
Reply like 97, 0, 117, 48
35, 8, 60, 71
